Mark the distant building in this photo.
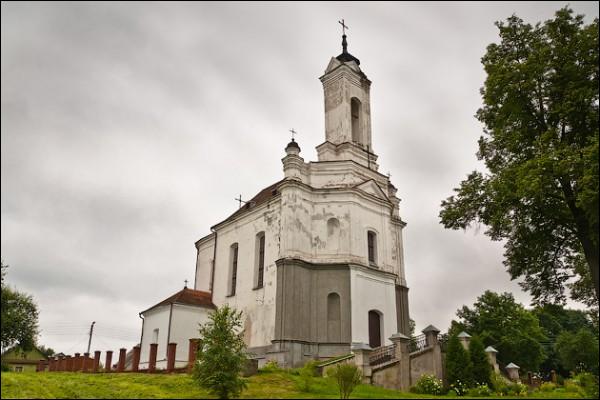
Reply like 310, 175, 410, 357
1, 346, 47, 372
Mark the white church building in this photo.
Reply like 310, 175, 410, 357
139, 31, 411, 369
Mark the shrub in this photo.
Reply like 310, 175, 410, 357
296, 360, 319, 392
260, 359, 281, 373
410, 374, 444, 395
466, 383, 492, 397
445, 334, 474, 389
572, 372, 599, 399
1, 359, 9, 372
193, 305, 248, 399
330, 363, 362, 399
469, 336, 492, 387
449, 379, 469, 396
506, 382, 528, 396
539, 381, 557, 392
490, 372, 508, 393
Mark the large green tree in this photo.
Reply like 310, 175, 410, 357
193, 305, 248, 399
450, 291, 546, 372
439, 7, 599, 305
445, 333, 474, 388
555, 329, 599, 374
1, 261, 39, 351
469, 335, 492, 387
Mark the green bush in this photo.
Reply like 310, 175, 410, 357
539, 381, 557, 392
1, 359, 10, 372
329, 363, 362, 399
296, 360, 319, 392
469, 336, 492, 387
571, 372, 599, 399
506, 382, 528, 396
410, 374, 444, 395
490, 372, 507, 393
449, 379, 469, 396
260, 359, 281, 373
466, 383, 492, 397
445, 334, 474, 389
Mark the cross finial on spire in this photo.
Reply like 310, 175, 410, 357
184, 279, 188, 288
289, 128, 297, 141
338, 19, 348, 36
338, 19, 349, 54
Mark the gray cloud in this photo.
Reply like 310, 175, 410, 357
2, 1, 598, 353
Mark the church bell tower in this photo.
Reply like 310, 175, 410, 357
317, 29, 377, 170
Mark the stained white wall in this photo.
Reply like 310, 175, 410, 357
210, 199, 281, 348
139, 305, 170, 368
169, 304, 212, 368
349, 267, 398, 345
195, 236, 215, 292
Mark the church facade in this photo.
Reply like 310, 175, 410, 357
140, 33, 410, 368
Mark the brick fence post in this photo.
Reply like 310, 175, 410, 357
167, 343, 177, 373
148, 343, 158, 373
74, 353, 81, 371
422, 325, 443, 380
48, 357, 56, 371
188, 339, 199, 373
58, 355, 66, 371
66, 355, 73, 372
105, 351, 113, 372
93, 351, 101, 373
36, 359, 44, 372
117, 348, 126, 372
82, 353, 89, 373
132, 346, 141, 372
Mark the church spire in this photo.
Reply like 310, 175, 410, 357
335, 19, 360, 65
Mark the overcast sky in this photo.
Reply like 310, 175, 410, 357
2, 1, 598, 354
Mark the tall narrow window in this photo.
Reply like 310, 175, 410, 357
256, 233, 265, 288
351, 97, 362, 144
230, 243, 239, 296
367, 231, 377, 265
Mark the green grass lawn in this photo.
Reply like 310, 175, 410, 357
0, 370, 587, 399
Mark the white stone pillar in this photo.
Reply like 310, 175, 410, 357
389, 333, 410, 391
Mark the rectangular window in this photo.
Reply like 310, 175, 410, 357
230, 245, 238, 296
257, 235, 265, 288
368, 231, 376, 264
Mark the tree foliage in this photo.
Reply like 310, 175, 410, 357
193, 305, 248, 399
439, 7, 599, 305
450, 291, 546, 372
555, 329, 599, 375
533, 303, 597, 377
469, 335, 492, 387
445, 333, 474, 388
1, 261, 39, 351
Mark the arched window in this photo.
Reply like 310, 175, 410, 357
327, 293, 341, 342
255, 232, 265, 289
351, 97, 362, 144
229, 243, 239, 296
367, 231, 377, 265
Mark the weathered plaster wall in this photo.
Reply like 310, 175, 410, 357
410, 348, 435, 385
139, 305, 170, 369
211, 199, 282, 348
350, 267, 398, 345
169, 304, 211, 368
195, 236, 214, 292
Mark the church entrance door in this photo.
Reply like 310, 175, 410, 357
368, 310, 381, 348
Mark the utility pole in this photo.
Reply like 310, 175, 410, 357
87, 321, 96, 354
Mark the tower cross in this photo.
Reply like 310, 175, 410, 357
289, 128, 298, 140
184, 279, 188, 288
338, 19, 348, 35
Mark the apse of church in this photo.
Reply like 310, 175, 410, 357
141, 26, 411, 369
